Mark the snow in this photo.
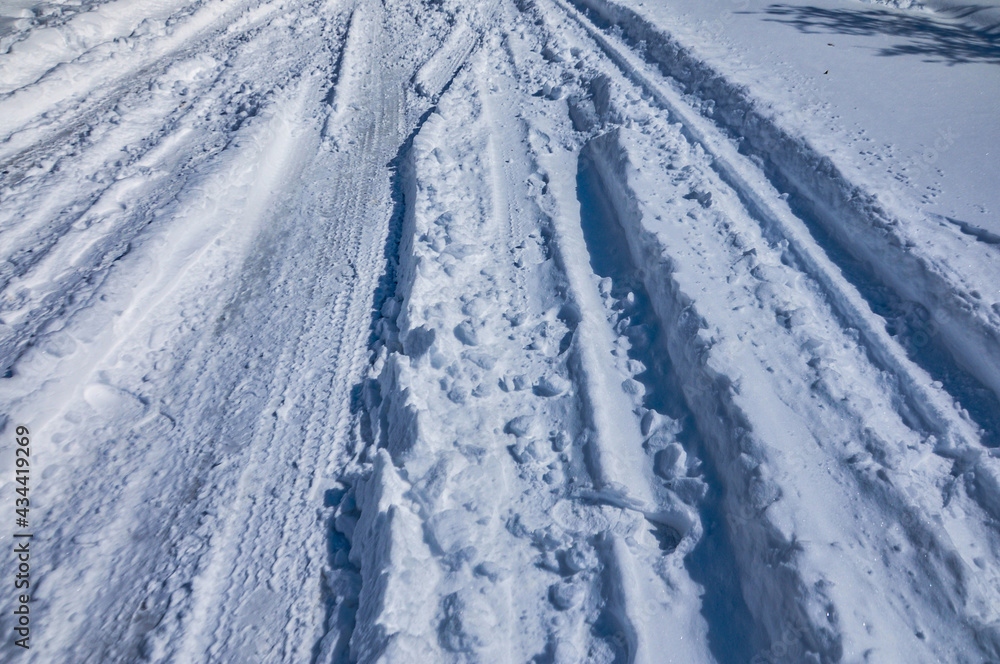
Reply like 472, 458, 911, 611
603, 0, 1000, 233
1, 0, 999, 661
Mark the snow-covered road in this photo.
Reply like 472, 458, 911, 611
1, 0, 998, 662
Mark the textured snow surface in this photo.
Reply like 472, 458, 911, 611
0, 0, 999, 662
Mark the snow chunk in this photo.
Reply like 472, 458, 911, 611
654, 443, 687, 479
453, 320, 479, 346
548, 580, 584, 610
82, 383, 146, 419
504, 414, 540, 438
533, 374, 570, 397
438, 590, 497, 654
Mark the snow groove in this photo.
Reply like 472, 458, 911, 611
352, 30, 718, 660
567, 0, 1000, 425
548, 0, 987, 466
584, 124, 1000, 662
575, 151, 755, 664
550, 0, 1000, 551
509, 0, 1000, 657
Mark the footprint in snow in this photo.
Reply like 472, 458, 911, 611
683, 188, 713, 208
549, 580, 584, 610
509, 439, 547, 464
454, 320, 479, 346
500, 374, 530, 392
550, 430, 571, 452
560, 543, 598, 574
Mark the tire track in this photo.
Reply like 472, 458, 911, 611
567, 0, 1000, 439
356, 12, 721, 661
0, 65, 324, 664
0, 0, 440, 661
513, 0, 1000, 659
548, 0, 985, 463
0, 0, 344, 377
168, 2, 447, 661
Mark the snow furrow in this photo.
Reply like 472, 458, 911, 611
351, 26, 718, 658
548, 0, 1000, 541
536, 83, 715, 664
507, 0, 1000, 659
584, 119, 1000, 663
566, 0, 1000, 431
574, 150, 756, 663
549, 0, 988, 464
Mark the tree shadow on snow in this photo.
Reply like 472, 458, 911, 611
756, 4, 1000, 65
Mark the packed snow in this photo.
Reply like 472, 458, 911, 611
1, 0, 998, 662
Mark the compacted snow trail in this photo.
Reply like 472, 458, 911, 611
0, 0, 474, 661
1, 0, 998, 662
